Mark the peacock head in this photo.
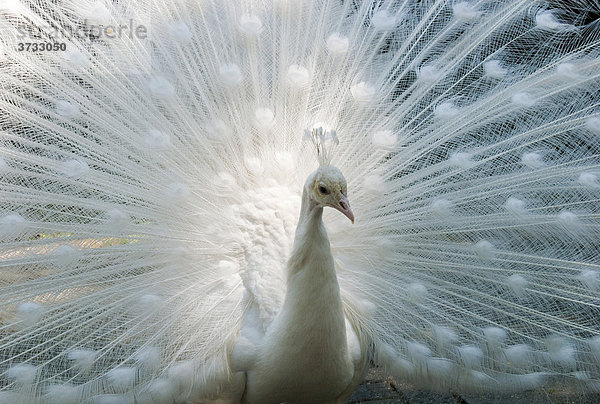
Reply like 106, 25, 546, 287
307, 165, 354, 223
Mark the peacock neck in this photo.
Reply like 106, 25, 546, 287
280, 186, 347, 345
288, 187, 329, 279
300, 185, 323, 221
249, 187, 352, 401
271, 185, 349, 380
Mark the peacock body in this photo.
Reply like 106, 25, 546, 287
0, 0, 600, 402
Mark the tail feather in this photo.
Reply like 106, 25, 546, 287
0, 0, 600, 401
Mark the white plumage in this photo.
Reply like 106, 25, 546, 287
0, 0, 599, 402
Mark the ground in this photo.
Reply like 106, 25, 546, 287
350, 368, 600, 404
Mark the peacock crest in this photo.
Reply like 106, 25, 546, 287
304, 126, 339, 166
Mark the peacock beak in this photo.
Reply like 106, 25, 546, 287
337, 195, 354, 224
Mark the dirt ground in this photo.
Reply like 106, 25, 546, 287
349, 368, 600, 404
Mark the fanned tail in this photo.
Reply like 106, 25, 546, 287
0, 0, 599, 402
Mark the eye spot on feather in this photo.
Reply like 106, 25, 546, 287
406, 283, 427, 303
448, 151, 474, 169
482, 327, 507, 349
434, 101, 459, 120
275, 152, 294, 172
578, 172, 599, 188
106, 367, 138, 391
474, 240, 495, 260
521, 152, 544, 169
46, 383, 79, 404
0, 213, 27, 238
144, 129, 171, 149
457, 345, 483, 369
245, 156, 264, 175
169, 21, 192, 42
586, 117, 600, 134
55, 100, 80, 118
7, 363, 37, 385
142, 378, 176, 402
72, 1, 111, 24
16, 301, 45, 327
148, 76, 175, 98
511, 92, 536, 107
219, 64, 244, 88
105, 208, 130, 232
67, 349, 98, 374
371, 130, 397, 150
239, 14, 263, 37
134, 346, 162, 372
535, 10, 575, 31
589, 337, 600, 361
166, 182, 190, 201
504, 344, 531, 368
545, 335, 576, 369
431, 199, 453, 218
427, 358, 453, 378
506, 274, 527, 297
205, 119, 232, 141
453, 2, 479, 21
504, 197, 526, 216
371, 10, 397, 31
557, 210, 580, 230
433, 325, 458, 348
254, 107, 275, 130
60, 159, 89, 178
215, 171, 237, 189
167, 360, 196, 391
350, 82, 376, 104
406, 341, 431, 363
135, 294, 164, 317
556, 62, 582, 80
363, 174, 386, 194
416, 64, 441, 83
577, 270, 599, 290
483, 60, 507, 79
326, 33, 349, 56
52, 245, 81, 268
286, 64, 310, 88
62, 47, 89, 70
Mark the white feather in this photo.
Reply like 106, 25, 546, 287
6, 364, 37, 385
46, 384, 79, 404
326, 33, 349, 56
1, 0, 599, 401
60, 159, 89, 178
504, 197, 526, 215
169, 22, 192, 42
453, 2, 479, 21
350, 82, 377, 103
0, 214, 27, 238
286, 65, 310, 88
16, 302, 45, 327
239, 14, 263, 37
67, 349, 98, 374
484, 60, 508, 79
106, 367, 137, 391
372, 10, 397, 31
147, 76, 175, 98
535, 9, 575, 31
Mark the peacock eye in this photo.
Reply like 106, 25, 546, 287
318, 185, 329, 195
